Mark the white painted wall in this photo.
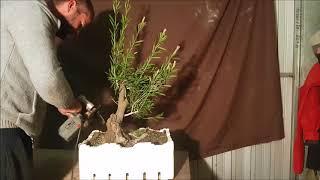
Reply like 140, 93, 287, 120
191, 1, 299, 179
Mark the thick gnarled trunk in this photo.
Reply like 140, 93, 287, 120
103, 83, 130, 146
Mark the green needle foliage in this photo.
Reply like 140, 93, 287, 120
108, 0, 179, 119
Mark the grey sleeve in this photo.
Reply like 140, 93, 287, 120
6, 4, 75, 108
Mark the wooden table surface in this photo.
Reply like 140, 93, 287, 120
33, 149, 191, 180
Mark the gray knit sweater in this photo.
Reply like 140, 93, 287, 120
1, 1, 75, 136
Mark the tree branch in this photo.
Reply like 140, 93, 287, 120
115, 83, 128, 123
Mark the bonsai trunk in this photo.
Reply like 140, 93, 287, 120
103, 83, 146, 147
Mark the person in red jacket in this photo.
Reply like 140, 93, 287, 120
293, 30, 320, 174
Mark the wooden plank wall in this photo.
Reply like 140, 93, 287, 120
190, 1, 296, 179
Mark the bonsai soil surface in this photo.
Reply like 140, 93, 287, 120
86, 128, 168, 147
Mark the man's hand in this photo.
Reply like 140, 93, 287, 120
58, 99, 82, 118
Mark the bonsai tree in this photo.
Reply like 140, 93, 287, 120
88, 0, 179, 147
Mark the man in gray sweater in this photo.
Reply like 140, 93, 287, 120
1, 0, 94, 179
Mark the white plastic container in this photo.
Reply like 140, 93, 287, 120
78, 129, 174, 180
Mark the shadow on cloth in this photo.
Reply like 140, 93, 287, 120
172, 130, 212, 180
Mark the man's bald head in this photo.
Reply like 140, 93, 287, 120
53, 0, 94, 33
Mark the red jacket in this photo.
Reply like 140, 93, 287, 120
293, 63, 320, 174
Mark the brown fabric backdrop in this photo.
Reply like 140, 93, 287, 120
40, 0, 284, 159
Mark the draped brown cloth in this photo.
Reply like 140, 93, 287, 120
98, 0, 284, 157
40, 0, 284, 159
93, 0, 284, 158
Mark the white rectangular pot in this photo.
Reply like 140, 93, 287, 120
79, 129, 174, 180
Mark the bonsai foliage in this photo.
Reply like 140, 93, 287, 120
98, 0, 179, 146
108, 0, 179, 119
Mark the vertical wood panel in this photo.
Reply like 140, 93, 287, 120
270, 134, 283, 180
262, 143, 272, 180
243, 147, 252, 180
235, 148, 244, 179
231, 150, 236, 180
216, 153, 224, 179
254, 143, 271, 179
250, 146, 256, 179
281, 78, 293, 180
212, 155, 218, 180
223, 152, 232, 180
276, 0, 295, 73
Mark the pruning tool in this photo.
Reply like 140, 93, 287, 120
58, 95, 105, 142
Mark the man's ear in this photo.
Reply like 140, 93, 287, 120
67, 0, 77, 13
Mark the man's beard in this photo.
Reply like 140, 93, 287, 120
56, 19, 76, 39
56, 20, 76, 39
